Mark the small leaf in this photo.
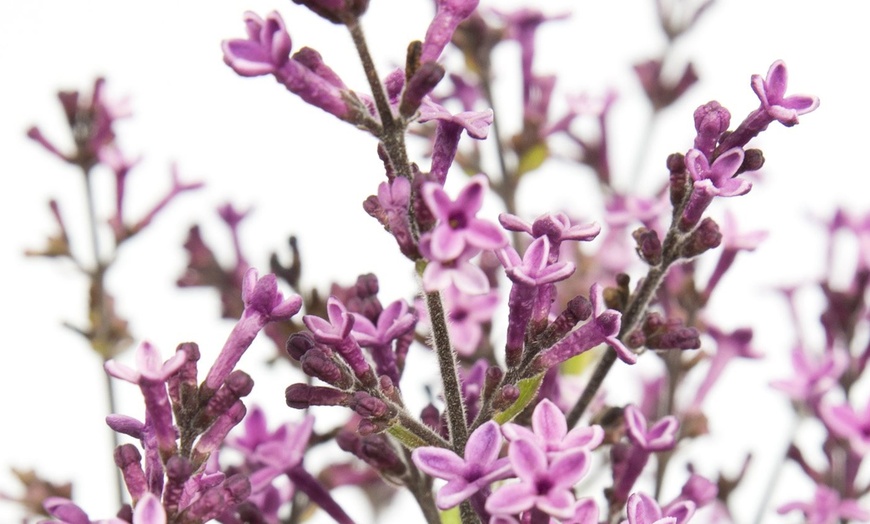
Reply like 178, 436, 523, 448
560, 347, 599, 375
387, 424, 429, 450
493, 373, 545, 424
440, 505, 460, 524
517, 142, 549, 176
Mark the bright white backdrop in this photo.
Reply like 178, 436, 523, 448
1, 1, 868, 522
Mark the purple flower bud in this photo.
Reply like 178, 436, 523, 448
680, 217, 722, 259
162, 455, 194, 514
351, 391, 391, 419
286, 331, 317, 361
301, 347, 354, 389
420, 0, 481, 63
285, 383, 351, 409
492, 385, 520, 411
292, 0, 369, 24
632, 227, 663, 266
113, 444, 147, 503
400, 61, 446, 118
193, 401, 247, 464
693, 101, 731, 160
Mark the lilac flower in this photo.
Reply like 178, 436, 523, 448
441, 284, 499, 355
420, 174, 507, 261
499, 212, 600, 263
821, 397, 870, 454
223, 12, 355, 121
418, 100, 494, 183
248, 416, 314, 491
770, 346, 847, 407
411, 420, 511, 509
777, 484, 869, 524
420, 0, 480, 63
351, 298, 416, 381
420, 242, 491, 294
502, 399, 603, 459
304, 296, 376, 386
486, 439, 589, 520
624, 405, 678, 452
203, 269, 303, 393
680, 147, 750, 231
105, 342, 187, 458
623, 492, 695, 524
751, 60, 820, 127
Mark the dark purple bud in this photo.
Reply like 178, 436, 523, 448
400, 61, 446, 118
693, 101, 731, 159
351, 391, 391, 419
293, 47, 347, 89
167, 342, 200, 408
405, 40, 423, 79
681, 217, 722, 258
163, 455, 194, 513
301, 348, 353, 389
113, 444, 147, 501
646, 323, 701, 350
292, 0, 369, 24
199, 370, 254, 428
492, 385, 520, 411
483, 365, 504, 401
632, 227, 663, 266
357, 418, 387, 435
668, 154, 690, 206
626, 329, 645, 349
420, 403, 443, 433
360, 435, 406, 476
287, 332, 317, 361
738, 148, 765, 174
285, 383, 351, 409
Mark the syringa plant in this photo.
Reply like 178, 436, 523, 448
7, 1, 869, 524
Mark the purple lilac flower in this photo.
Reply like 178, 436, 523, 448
223, 12, 355, 121
623, 492, 695, 524
499, 211, 600, 264
502, 399, 603, 459
420, 0, 481, 63
770, 346, 847, 407
420, 242, 491, 294
418, 99, 494, 184
498, 236, 576, 288
821, 397, 870, 454
718, 60, 819, 151
351, 298, 416, 382
777, 484, 869, 524
411, 420, 512, 509
105, 342, 187, 459
485, 438, 589, 520
441, 284, 499, 355
624, 405, 678, 452
680, 147, 749, 232
203, 268, 303, 393
420, 174, 507, 261
304, 296, 377, 386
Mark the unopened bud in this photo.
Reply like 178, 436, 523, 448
301, 348, 353, 389
400, 61, 445, 118
286, 332, 317, 361
738, 148, 765, 174
492, 385, 520, 411
681, 217, 722, 258
351, 391, 391, 419
632, 227, 663, 266
285, 383, 350, 409
292, 0, 369, 24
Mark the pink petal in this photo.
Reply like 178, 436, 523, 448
465, 421, 503, 466
222, 40, 275, 77
436, 478, 475, 509
412, 447, 465, 479
536, 488, 576, 520
508, 438, 547, 480
548, 449, 589, 488
532, 399, 568, 444
132, 492, 166, 524
485, 482, 537, 515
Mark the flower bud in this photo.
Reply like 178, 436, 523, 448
285, 383, 351, 409
492, 385, 520, 411
738, 148, 765, 174
400, 61, 446, 118
301, 348, 354, 389
632, 227, 663, 266
292, 0, 369, 24
681, 217, 722, 258
286, 332, 316, 361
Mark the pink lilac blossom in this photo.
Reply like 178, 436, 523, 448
622, 492, 695, 524
502, 399, 603, 459
411, 420, 512, 510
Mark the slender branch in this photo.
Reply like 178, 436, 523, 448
403, 448, 441, 524
425, 291, 469, 453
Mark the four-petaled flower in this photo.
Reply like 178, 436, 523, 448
751, 59, 820, 127
624, 405, 679, 452
623, 492, 695, 524
411, 421, 512, 509
503, 399, 603, 459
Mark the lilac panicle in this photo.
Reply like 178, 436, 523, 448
411, 420, 511, 509
502, 399, 603, 459
420, 0, 481, 63
203, 268, 302, 393
486, 439, 590, 520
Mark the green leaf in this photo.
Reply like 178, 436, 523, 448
387, 424, 429, 450
493, 373, 545, 424
560, 346, 600, 375
440, 506, 460, 524
517, 142, 549, 176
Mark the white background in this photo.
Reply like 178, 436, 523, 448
1, 0, 868, 522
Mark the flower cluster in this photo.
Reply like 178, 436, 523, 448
12, 1, 865, 524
